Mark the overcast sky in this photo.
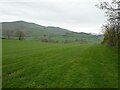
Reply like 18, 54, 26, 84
0, 0, 107, 34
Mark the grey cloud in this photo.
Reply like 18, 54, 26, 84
0, 0, 106, 33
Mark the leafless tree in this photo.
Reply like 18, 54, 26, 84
16, 30, 25, 40
4, 30, 13, 39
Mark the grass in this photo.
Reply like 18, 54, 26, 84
2, 40, 118, 88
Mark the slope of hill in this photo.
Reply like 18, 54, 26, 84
2, 21, 70, 36
2, 21, 103, 43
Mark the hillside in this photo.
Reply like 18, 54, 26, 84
2, 21, 103, 43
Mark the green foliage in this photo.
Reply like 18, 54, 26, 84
102, 24, 118, 47
97, 0, 120, 47
3, 40, 118, 88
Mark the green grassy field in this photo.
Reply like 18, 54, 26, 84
2, 40, 118, 88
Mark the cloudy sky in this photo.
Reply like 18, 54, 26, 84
0, 0, 107, 34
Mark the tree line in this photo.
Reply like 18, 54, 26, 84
97, 0, 120, 48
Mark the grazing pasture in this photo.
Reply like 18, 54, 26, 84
2, 40, 118, 88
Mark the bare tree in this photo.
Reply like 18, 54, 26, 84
4, 30, 13, 39
16, 30, 25, 40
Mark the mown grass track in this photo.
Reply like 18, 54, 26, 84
2, 40, 118, 88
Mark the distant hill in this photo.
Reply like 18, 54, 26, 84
2, 21, 103, 43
